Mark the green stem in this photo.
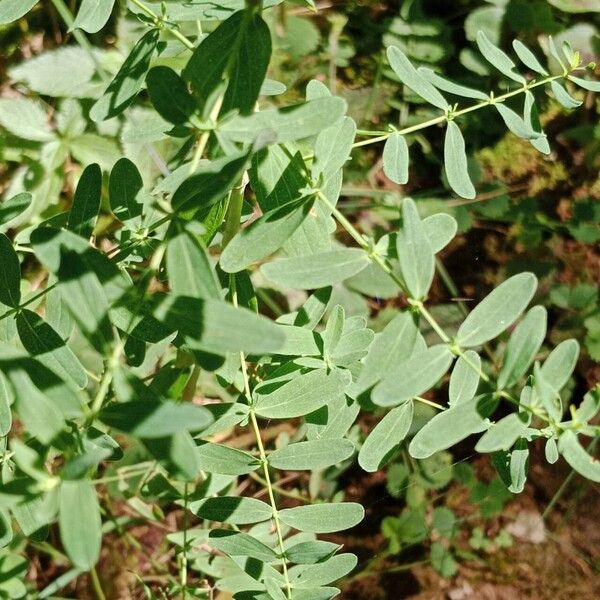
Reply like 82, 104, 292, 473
50, 0, 109, 80
181, 483, 189, 599
351, 73, 565, 150
543, 436, 599, 520
0, 283, 57, 323
129, 0, 195, 50
224, 198, 292, 598
90, 566, 107, 600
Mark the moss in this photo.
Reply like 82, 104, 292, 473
478, 136, 569, 196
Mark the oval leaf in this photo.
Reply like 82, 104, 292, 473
59, 480, 102, 570
278, 503, 364, 533
261, 249, 369, 290
444, 121, 476, 199
457, 273, 538, 347
358, 401, 414, 472
269, 438, 355, 470
373, 345, 453, 407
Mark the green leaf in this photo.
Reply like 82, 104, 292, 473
221, 11, 272, 115
146, 66, 196, 125
189, 496, 273, 524
153, 295, 291, 356
196, 442, 259, 475
172, 151, 250, 214
0, 373, 11, 437
254, 368, 351, 419
0, 193, 32, 225
72, 0, 115, 34
184, 9, 271, 116
208, 530, 277, 561
167, 230, 221, 300
444, 121, 476, 199
16, 309, 87, 389
286, 540, 340, 564
358, 401, 413, 472
59, 480, 102, 570
523, 92, 550, 155
372, 345, 453, 407
261, 249, 369, 289
219, 97, 347, 144
90, 29, 159, 121
220, 198, 315, 273
278, 287, 332, 328
312, 116, 356, 182
498, 306, 547, 389
550, 80, 582, 109
475, 413, 529, 452
67, 164, 101, 238
354, 312, 422, 395
9, 369, 66, 444
449, 350, 481, 407
409, 395, 492, 459
476, 31, 526, 84
289, 553, 357, 587
278, 503, 364, 533
545, 438, 559, 464
268, 438, 355, 470
495, 103, 542, 140
457, 273, 538, 347
386, 46, 449, 110
8, 46, 96, 98
540, 339, 579, 391
508, 439, 529, 493
568, 75, 600, 92
430, 543, 457, 577
99, 400, 213, 438
418, 67, 488, 100
31, 227, 120, 351
512, 40, 548, 75
397, 198, 435, 299
0, 97, 54, 142
382, 132, 409, 185
108, 158, 145, 223
0, 233, 21, 308
0, 0, 39, 24
422, 213, 458, 254
558, 430, 600, 482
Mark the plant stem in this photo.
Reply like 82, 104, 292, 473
90, 567, 107, 600
129, 0, 195, 50
543, 436, 599, 520
351, 73, 564, 150
181, 483, 189, 599
224, 196, 292, 599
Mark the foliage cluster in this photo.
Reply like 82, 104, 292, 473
0, 0, 599, 598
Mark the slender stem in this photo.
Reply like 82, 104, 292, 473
0, 283, 57, 323
224, 197, 292, 598
129, 0, 195, 50
90, 567, 107, 600
50, 0, 109, 80
249, 471, 312, 504
181, 483, 189, 599
414, 396, 445, 411
543, 436, 599, 520
189, 96, 224, 175
350, 74, 565, 151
